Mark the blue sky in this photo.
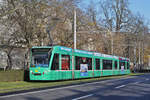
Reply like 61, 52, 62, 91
79, 0, 150, 21
129, 0, 150, 20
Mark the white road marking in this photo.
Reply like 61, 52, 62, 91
0, 76, 135, 99
72, 94, 94, 100
146, 78, 149, 80
134, 82, 140, 84
115, 85, 126, 89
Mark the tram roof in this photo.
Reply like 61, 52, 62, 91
31, 45, 129, 60
32, 46, 52, 49
94, 52, 119, 59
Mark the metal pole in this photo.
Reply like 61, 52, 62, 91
148, 55, 150, 67
138, 42, 141, 70
72, 8, 76, 79
111, 32, 113, 55
108, 30, 113, 55
134, 45, 136, 67
74, 8, 76, 49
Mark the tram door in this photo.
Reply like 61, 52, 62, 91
61, 55, 72, 79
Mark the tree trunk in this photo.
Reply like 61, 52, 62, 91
24, 48, 30, 70
5, 47, 13, 70
6, 53, 13, 70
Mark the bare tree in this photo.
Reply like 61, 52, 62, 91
100, 0, 131, 32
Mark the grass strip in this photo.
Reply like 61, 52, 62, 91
0, 73, 144, 93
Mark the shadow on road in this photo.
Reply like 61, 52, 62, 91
56, 79, 150, 100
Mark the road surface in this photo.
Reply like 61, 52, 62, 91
1, 74, 150, 100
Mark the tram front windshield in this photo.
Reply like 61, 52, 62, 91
31, 48, 51, 68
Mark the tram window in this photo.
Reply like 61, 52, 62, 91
103, 60, 112, 70
119, 61, 125, 69
95, 59, 100, 70
127, 62, 130, 69
61, 55, 70, 70
75, 56, 82, 70
119, 61, 121, 69
75, 56, 92, 70
51, 54, 59, 70
87, 58, 92, 70
114, 61, 118, 69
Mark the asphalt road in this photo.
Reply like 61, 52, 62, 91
1, 74, 150, 100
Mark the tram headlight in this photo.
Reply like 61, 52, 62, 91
44, 70, 49, 74
30, 71, 33, 74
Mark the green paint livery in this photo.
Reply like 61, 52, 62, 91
29, 46, 130, 81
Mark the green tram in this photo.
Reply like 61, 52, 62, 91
29, 46, 130, 81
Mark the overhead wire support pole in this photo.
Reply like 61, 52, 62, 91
138, 42, 141, 69
111, 31, 113, 55
107, 30, 113, 55
74, 8, 77, 50
72, 8, 76, 79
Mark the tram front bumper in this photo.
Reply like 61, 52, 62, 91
29, 69, 50, 80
